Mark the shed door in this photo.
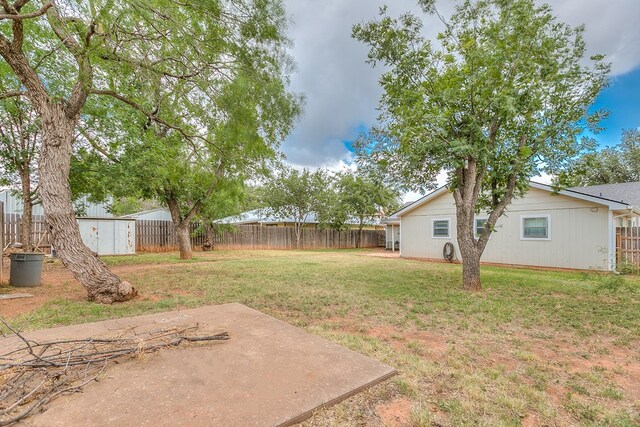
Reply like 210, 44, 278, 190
78, 220, 99, 253
97, 220, 116, 255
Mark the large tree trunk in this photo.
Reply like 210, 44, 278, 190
39, 108, 136, 303
294, 224, 302, 249
456, 212, 483, 291
452, 166, 516, 291
166, 196, 195, 260
356, 218, 364, 249
19, 170, 32, 251
460, 247, 482, 291
176, 223, 193, 260
453, 168, 486, 291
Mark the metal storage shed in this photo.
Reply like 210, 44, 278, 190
78, 218, 136, 256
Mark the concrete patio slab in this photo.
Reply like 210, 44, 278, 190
4, 303, 395, 426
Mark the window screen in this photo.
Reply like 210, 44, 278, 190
475, 218, 487, 236
523, 217, 548, 239
433, 220, 449, 237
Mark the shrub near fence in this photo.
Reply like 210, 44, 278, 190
135, 220, 383, 252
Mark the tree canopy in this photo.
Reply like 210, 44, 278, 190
318, 171, 400, 246
260, 166, 330, 247
0, 0, 300, 302
353, 0, 609, 290
561, 129, 640, 186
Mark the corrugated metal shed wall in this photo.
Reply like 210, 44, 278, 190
126, 208, 172, 221
78, 218, 136, 255
0, 191, 113, 217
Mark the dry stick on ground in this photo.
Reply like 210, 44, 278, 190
0, 318, 229, 426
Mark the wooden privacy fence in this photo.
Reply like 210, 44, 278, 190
211, 225, 382, 250
3, 213, 52, 251
616, 227, 640, 268
3, 215, 384, 253
135, 220, 205, 252
136, 220, 383, 252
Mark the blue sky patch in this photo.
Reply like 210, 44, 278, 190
588, 66, 640, 148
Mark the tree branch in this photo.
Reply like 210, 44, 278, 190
0, 90, 23, 100
89, 89, 224, 154
77, 128, 120, 164
0, 2, 50, 20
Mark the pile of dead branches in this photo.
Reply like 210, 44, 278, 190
0, 319, 229, 426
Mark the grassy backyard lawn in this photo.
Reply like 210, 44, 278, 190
2, 249, 639, 426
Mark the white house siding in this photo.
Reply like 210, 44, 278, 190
400, 187, 611, 270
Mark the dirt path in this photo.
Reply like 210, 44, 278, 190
0, 260, 214, 319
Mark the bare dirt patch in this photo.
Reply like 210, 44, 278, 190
368, 324, 450, 357
0, 261, 197, 318
517, 331, 640, 399
0, 261, 84, 318
375, 397, 412, 426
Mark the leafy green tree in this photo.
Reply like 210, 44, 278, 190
322, 171, 400, 247
353, 0, 609, 290
112, 63, 299, 259
261, 167, 330, 248
562, 129, 640, 186
0, 94, 40, 250
0, 0, 297, 302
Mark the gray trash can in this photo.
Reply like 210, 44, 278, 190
9, 253, 45, 287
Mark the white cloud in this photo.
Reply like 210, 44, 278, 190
281, 0, 640, 171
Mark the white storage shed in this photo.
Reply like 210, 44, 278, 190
78, 218, 136, 256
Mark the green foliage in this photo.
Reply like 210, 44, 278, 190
108, 198, 162, 217
561, 129, 640, 186
69, 147, 112, 203
353, 0, 609, 206
319, 171, 401, 230
615, 260, 640, 276
49, 0, 302, 226
261, 166, 331, 228
0, 0, 301, 226
0, 94, 40, 193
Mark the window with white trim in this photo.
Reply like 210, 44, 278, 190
432, 219, 450, 238
475, 218, 488, 237
521, 215, 550, 240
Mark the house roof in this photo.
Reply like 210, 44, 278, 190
569, 182, 640, 209
121, 208, 170, 219
386, 181, 640, 220
215, 208, 382, 226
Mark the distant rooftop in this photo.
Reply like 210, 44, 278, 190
215, 208, 382, 226
569, 182, 640, 208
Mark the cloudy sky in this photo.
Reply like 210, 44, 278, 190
280, 0, 640, 175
